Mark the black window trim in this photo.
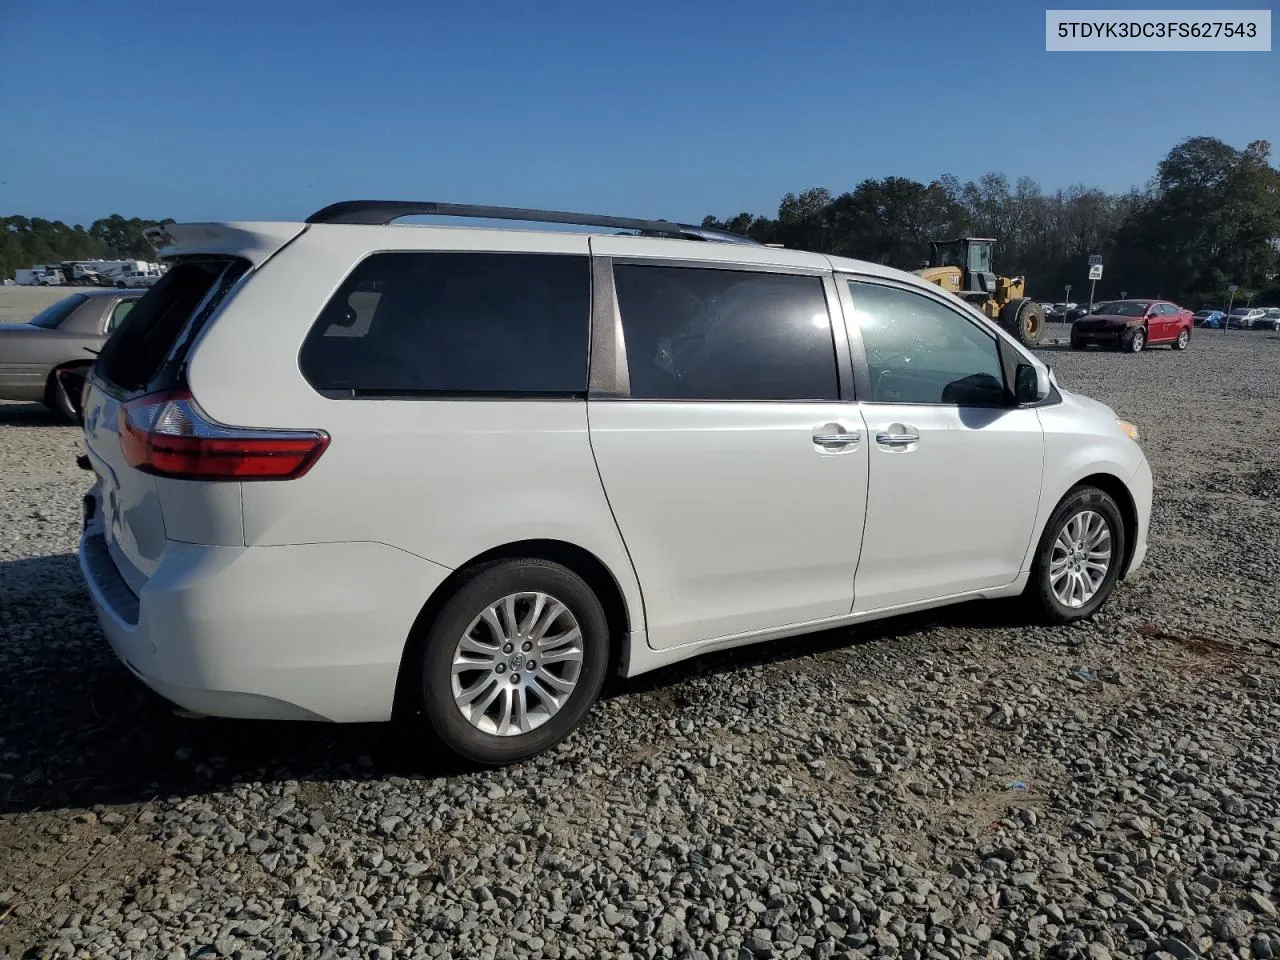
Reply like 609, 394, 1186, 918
591, 257, 853, 403
298, 249, 594, 402
838, 272, 1059, 410
153, 257, 253, 396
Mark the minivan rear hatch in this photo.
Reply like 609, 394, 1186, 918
82, 222, 305, 595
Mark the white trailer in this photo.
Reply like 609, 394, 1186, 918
14, 266, 63, 286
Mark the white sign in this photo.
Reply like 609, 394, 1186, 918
1228, 283, 1239, 292
1088, 254, 1103, 267
1045, 10, 1272, 52
1089, 264, 1104, 280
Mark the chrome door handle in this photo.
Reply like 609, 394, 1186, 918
814, 432, 859, 446
876, 432, 919, 446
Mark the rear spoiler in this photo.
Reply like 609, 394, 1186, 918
144, 222, 308, 266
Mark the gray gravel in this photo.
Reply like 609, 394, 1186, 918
2, 330, 1279, 960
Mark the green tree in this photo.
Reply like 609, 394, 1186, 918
700, 135, 1279, 307
89, 214, 175, 259
1111, 137, 1280, 302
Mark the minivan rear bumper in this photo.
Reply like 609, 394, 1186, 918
79, 502, 452, 723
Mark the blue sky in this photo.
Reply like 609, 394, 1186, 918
1, 0, 1276, 226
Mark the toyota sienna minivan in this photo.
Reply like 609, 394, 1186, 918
77, 200, 1152, 764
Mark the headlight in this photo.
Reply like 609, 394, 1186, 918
1117, 419, 1142, 444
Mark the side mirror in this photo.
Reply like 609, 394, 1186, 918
1015, 362, 1051, 404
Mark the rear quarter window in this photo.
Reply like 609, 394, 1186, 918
299, 252, 590, 397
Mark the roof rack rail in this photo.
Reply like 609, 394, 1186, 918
304, 200, 759, 245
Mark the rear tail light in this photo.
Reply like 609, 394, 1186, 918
119, 389, 329, 481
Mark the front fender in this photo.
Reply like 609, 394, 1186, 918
1021, 411, 1148, 574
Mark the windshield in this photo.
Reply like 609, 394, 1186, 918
1230, 308, 1253, 316
968, 242, 993, 274
26, 294, 88, 329
932, 243, 965, 268
1095, 301, 1149, 317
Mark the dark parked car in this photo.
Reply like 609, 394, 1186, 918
1046, 302, 1077, 323
1071, 299, 1194, 353
0, 290, 142, 420
1258, 308, 1280, 331
1193, 310, 1225, 328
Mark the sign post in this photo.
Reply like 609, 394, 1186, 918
1063, 284, 1072, 325
1087, 256, 1104, 312
1225, 284, 1238, 334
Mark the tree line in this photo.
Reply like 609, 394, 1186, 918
5, 136, 1278, 307
702, 136, 1280, 308
0, 214, 173, 281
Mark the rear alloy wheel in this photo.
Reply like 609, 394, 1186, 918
1122, 327, 1145, 353
1173, 328, 1190, 351
1028, 486, 1126, 624
417, 559, 609, 765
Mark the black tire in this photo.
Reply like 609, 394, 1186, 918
1070, 336, 1087, 351
999, 298, 1046, 348
45, 365, 87, 423
1027, 486, 1127, 625
1121, 326, 1145, 353
1172, 328, 1190, 351
115, 281, 126, 289
415, 559, 609, 765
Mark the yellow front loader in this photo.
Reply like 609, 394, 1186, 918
916, 238, 1045, 348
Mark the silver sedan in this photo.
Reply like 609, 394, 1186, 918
0, 289, 142, 420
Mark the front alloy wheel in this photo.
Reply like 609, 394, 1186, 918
1048, 510, 1112, 608
1029, 486, 1127, 624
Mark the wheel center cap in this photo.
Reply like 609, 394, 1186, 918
509, 653, 524, 672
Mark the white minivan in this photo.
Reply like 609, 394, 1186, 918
77, 201, 1152, 764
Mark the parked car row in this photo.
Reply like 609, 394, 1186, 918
1193, 307, 1280, 330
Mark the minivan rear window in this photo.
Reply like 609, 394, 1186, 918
95, 258, 248, 393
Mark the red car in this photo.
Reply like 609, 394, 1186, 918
1070, 299, 1193, 353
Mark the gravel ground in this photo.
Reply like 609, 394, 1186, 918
2, 328, 1279, 960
